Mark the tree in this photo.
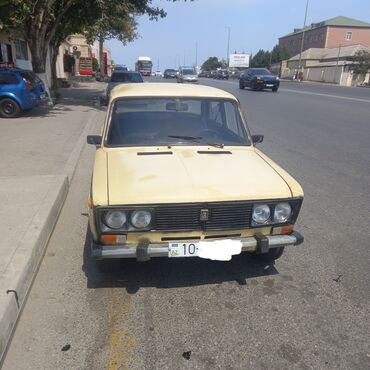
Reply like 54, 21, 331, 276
250, 49, 270, 68
352, 50, 370, 75
0, 0, 191, 83
270, 45, 291, 64
201, 57, 224, 71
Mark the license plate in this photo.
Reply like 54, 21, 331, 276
266, 84, 273, 87
169, 242, 198, 257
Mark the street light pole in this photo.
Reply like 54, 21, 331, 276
226, 27, 231, 67
297, 0, 309, 77
195, 41, 198, 67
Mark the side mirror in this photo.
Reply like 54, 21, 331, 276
87, 135, 102, 146
99, 95, 108, 106
252, 134, 264, 144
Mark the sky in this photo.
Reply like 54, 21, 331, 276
106, 0, 370, 71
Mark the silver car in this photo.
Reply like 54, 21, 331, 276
177, 68, 198, 83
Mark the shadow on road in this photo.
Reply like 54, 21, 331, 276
82, 227, 278, 294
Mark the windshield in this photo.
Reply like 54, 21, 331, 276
183, 69, 196, 75
251, 68, 271, 76
110, 73, 143, 83
138, 61, 152, 69
106, 98, 250, 147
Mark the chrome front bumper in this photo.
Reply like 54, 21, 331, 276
91, 231, 304, 261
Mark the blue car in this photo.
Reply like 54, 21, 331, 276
0, 67, 48, 118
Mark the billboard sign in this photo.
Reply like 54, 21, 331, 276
229, 54, 250, 68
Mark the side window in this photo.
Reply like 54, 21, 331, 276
224, 102, 240, 135
0, 73, 18, 84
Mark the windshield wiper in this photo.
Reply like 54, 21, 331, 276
167, 135, 225, 149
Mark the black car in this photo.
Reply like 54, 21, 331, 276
239, 68, 280, 92
163, 69, 177, 78
106, 71, 143, 100
215, 69, 229, 80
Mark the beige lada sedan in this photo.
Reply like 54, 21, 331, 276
87, 83, 304, 272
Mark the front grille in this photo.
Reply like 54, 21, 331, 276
154, 202, 253, 232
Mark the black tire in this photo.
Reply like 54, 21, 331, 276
272, 87, 278, 92
239, 80, 244, 90
251, 247, 285, 262
95, 258, 121, 273
251, 82, 257, 91
0, 98, 21, 118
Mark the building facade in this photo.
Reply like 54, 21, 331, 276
280, 44, 370, 86
279, 16, 370, 56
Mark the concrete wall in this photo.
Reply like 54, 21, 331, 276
326, 27, 370, 48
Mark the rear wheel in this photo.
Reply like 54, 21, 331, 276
251, 247, 285, 262
239, 80, 244, 89
0, 98, 21, 118
95, 258, 121, 273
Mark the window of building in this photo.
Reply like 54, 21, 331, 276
346, 32, 352, 41
15, 39, 28, 60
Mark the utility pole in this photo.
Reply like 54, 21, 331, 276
195, 41, 198, 67
226, 26, 231, 67
334, 44, 342, 84
183, 49, 186, 66
297, 0, 309, 77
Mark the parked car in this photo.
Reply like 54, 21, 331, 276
87, 83, 304, 272
105, 71, 143, 101
163, 69, 178, 78
210, 70, 218, 79
215, 69, 229, 80
177, 67, 198, 83
239, 68, 280, 92
0, 67, 48, 118
114, 65, 128, 72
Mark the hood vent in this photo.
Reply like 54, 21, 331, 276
197, 151, 232, 155
137, 151, 173, 156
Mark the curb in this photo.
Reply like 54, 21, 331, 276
0, 175, 69, 363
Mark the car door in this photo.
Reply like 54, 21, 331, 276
244, 70, 252, 86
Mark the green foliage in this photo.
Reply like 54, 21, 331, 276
201, 57, 224, 71
352, 50, 370, 75
92, 57, 99, 71
251, 49, 270, 68
270, 45, 291, 64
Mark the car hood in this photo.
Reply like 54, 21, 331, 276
106, 147, 292, 205
183, 74, 197, 78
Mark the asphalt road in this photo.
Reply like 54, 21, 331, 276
2, 78, 370, 370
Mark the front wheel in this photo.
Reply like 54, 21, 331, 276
272, 87, 278, 92
95, 258, 121, 273
239, 81, 244, 89
251, 247, 285, 262
0, 98, 21, 118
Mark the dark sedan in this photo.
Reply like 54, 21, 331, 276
106, 71, 143, 100
163, 69, 177, 78
239, 68, 280, 92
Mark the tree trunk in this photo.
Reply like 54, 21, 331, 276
99, 34, 105, 80
51, 44, 60, 90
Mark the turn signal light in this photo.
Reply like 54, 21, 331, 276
100, 234, 127, 244
272, 225, 294, 235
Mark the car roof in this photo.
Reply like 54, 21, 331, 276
112, 71, 139, 74
110, 83, 238, 101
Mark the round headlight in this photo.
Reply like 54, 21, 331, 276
252, 204, 271, 224
131, 210, 152, 229
104, 210, 126, 229
274, 203, 292, 223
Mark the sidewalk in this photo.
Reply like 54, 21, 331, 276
0, 81, 106, 362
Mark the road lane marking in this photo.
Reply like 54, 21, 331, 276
107, 293, 134, 370
279, 88, 370, 103
199, 78, 370, 104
